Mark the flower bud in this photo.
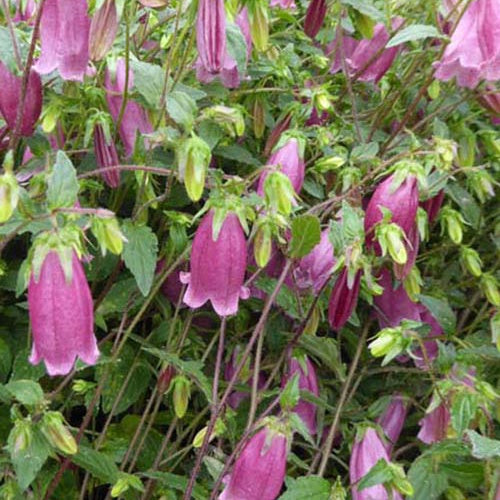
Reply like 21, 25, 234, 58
481, 274, 500, 307
172, 375, 191, 419
202, 105, 245, 137
0, 172, 19, 223
440, 207, 464, 244
110, 473, 143, 498
94, 124, 121, 188
157, 364, 176, 394
304, 0, 327, 38
369, 327, 407, 364
263, 171, 295, 215
89, 0, 118, 61
248, 1, 269, 52
177, 136, 211, 202
376, 394, 408, 452
457, 129, 476, 167
328, 268, 361, 331
254, 223, 273, 268
434, 137, 456, 168
460, 247, 482, 277
403, 266, 422, 301
9, 419, 32, 454
41, 411, 78, 455
417, 403, 450, 444
377, 223, 408, 265
253, 97, 266, 138
468, 170, 495, 203
91, 216, 126, 256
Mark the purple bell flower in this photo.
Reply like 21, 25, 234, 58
270, 0, 296, 9
376, 393, 408, 452
28, 251, 99, 376
93, 124, 121, 188
328, 267, 361, 331
417, 403, 450, 444
304, 0, 327, 39
89, 0, 119, 61
421, 190, 445, 223
181, 211, 249, 316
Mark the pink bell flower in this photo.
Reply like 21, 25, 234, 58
270, 0, 296, 8
417, 403, 450, 444
0, 62, 42, 137
219, 426, 288, 500
89, 0, 119, 61
434, 0, 500, 88
105, 58, 153, 157
328, 267, 361, 331
376, 393, 408, 452
421, 190, 445, 223
13, 0, 36, 22
34, 0, 90, 81
93, 124, 120, 188
28, 251, 99, 376
181, 211, 249, 316
304, 0, 327, 38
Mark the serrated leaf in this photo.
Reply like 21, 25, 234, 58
289, 215, 321, 259
450, 392, 478, 436
72, 445, 119, 484
466, 430, 500, 459
121, 221, 158, 296
386, 24, 442, 48
46, 151, 79, 209
357, 459, 392, 491
279, 476, 331, 500
408, 457, 449, 500
254, 275, 300, 319
418, 295, 456, 335
166, 90, 197, 131
351, 142, 379, 161
5, 379, 44, 406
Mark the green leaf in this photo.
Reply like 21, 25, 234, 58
5, 380, 44, 406
450, 392, 478, 436
440, 462, 484, 490
445, 183, 481, 229
386, 24, 442, 48
130, 60, 165, 108
351, 142, 379, 162
297, 335, 346, 382
357, 459, 392, 491
166, 90, 197, 132
466, 430, 500, 459
280, 373, 300, 410
289, 215, 321, 259
341, 0, 384, 22
279, 476, 331, 500
0, 337, 12, 383
0, 26, 26, 72
121, 221, 158, 296
46, 151, 79, 209
253, 275, 300, 319
226, 22, 248, 74
142, 471, 209, 500
214, 144, 261, 166
72, 446, 119, 484
408, 456, 449, 500
418, 295, 456, 335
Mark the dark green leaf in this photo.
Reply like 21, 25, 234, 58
46, 151, 79, 210
130, 60, 165, 108
166, 90, 197, 131
279, 476, 331, 499
357, 458, 392, 491
142, 471, 209, 500
5, 379, 44, 406
408, 456, 449, 500
72, 446, 119, 484
341, 0, 384, 22
445, 183, 481, 229
418, 295, 456, 335
289, 215, 321, 259
450, 392, 478, 436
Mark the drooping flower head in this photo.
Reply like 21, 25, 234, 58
328, 267, 361, 331
89, 0, 119, 61
270, 0, 296, 9
434, 0, 500, 88
13, 0, 36, 22
219, 424, 288, 500
93, 124, 121, 188
376, 393, 408, 452
181, 210, 249, 316
417, 402, 451, 444
35, 0, 90, 81
105, 58, 153, 157
28, 251, 99, 376
0, 62, 42, 137
304, 0, 327, 39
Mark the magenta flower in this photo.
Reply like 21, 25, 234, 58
13, 0, 36, 22
282, 355, 319, 435
421, 190, 445, 223
93, 125, 120, 188
105, 59, 153, 157
89, 0, 119, 61
350, 427, 402, 500
156, 260, 184, 306
328, 268, 361, 331
328, 34, 358, 74
292, 229, 335, 294
195, 0, 239, 88
304, 0, 327, 38
376, 394, 408, 452
28, 251, 99, 376
417, 403, 450, 444
219, 426, 287, 500
364, 174, 419, 253
0, 62, 42, 137
35, 0, 90, 81
236, 8, 252, 60
270, 0, 296, 8
257, 137, 305, 196
434, 0, 500, 88
181, 211, 249, 316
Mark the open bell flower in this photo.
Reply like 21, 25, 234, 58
417, 403, 450, 444
434, 0, 500, 88
0, 62, 42, 137
328, 268, 361, 331
219, 425, 288, 500
28, 251, 99, 376
181, 211, 249, 316
34, 0, 90, 81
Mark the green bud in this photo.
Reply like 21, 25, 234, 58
417, 207, 428, 241
330, 477, 347, 500
434, 137, 456, 169
444, 487, 466, 500
204, 105, 245, 137
481, 274, 500, 307
457, 130, 476, 167
41, 106, 59, 133
111, 473, 144, 498
193, 426, 208, 448
91, 216, 126, 256
313, 90, 332, 112
491, 311, 500, 350
403, 266, 422, 301
253, 97, 266, 139
475, 380, 498, 401
377, 223, 407, 265
263, 171, 295, 215
0, 172, 19, 223
177, 136, 211, 202
41, 411, 78, 455
9, 419, 32, 454
72, 379, 95, 395
460, 247, 482, 277
253, 223, 272, 268
172, 375, 191, 419
427, 79, 440, 100
248, 0, 269, 52
440, 207, 464, 244
468, 170, 495, 204
368, 327, 408, 365
314, 156, 345, 172
303, 304, 320, 336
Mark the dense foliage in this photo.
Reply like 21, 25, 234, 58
0, 0, 499, 499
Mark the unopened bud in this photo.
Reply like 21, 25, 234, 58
0, 172, 19, 223
369, 328, 401, 358
263, 171, 295, 215
427, 80, 440, 100
41, 411, 78, 455
91, 216, 126, 255
457, 130, 476, 167
403, 266, 422, 301
253, 223, 272, 268
314, 156, 345, 172
248, 2, 269, 52
313, 90, 332, 112
434, 137, 456, 168
440, 207, 464, 244
157, 364, 176, 394
468, 170, 495, 204
377, 223, 408, 265
303, 304, 320, 336
203, 106, 245, 137
72, 379, 95, 395
177, 136, 211, 202
172, 375, 191, 419
253, 98, 266, 139
9, 419, 32, 454
481, 274, 500, 307
111, 473, 143, 498
89, 0, 119, 61
460, 247, 482, 277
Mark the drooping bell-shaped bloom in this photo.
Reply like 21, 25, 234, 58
328, 268, 361, 331
374, 269, 420, 329
292, 229, 335, 294
105, 59, 153, 157
219, 426, 288, 500
181, 211, 249, 316
421, 190, 445, 223
89, 0, 119, 61
304, 0, 327, 38
364, 174, 419, 252
434, 0, 500, 88
0, 62, 42, 137
350, 427, 402, 500
417, 403, 450, 444
35, 0, 90, 81
93, 125, 121, 188
270, 0, 296, 8
376, 394, 408, 452
328, 34, 357, 74
28, 251, 99, 376
195, 0, 239, 88
13, 0, 36, 22
257, 138, 305, 196
282, 355, 319, 435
